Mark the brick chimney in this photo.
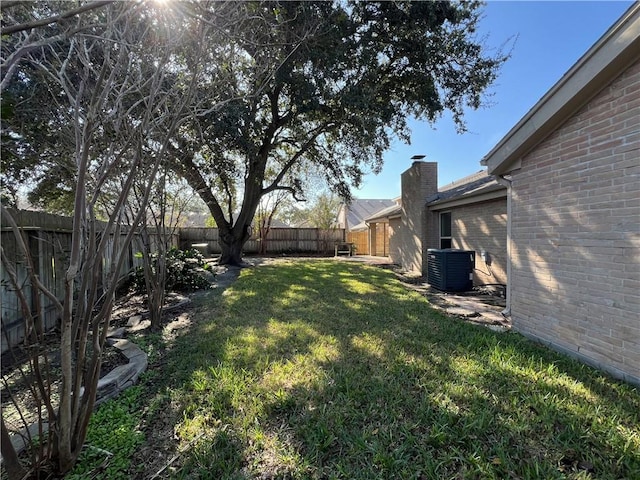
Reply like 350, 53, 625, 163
398, 161, 438, 273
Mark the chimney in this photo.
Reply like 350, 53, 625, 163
398, 161, 438, 273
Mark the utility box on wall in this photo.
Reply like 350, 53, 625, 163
427, 249, 475, 292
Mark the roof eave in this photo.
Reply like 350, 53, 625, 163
482, 4, 640, 175
365, 215, 401, 223
427, 185, 506, 211
365, 207, 402, 223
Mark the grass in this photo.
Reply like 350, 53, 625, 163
88, 259, 639, 479
68, 387, 145, 479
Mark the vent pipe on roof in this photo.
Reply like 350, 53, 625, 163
411, 154, 426, 165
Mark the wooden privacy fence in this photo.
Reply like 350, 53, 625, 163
179, 227, 345, 255
347, 231, 369, 255
1, 209, 177, 354
347, 225, 391, 256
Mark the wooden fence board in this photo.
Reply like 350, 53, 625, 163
347, 231, 369, 255
1, 210, 177, 354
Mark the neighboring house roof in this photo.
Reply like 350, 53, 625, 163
292, 218, 313, 228
365, 203, 402, 223
426, 170, 506, 211
482, 3, 640, 175
341, 199, 396, 230
182, 212, 210, 227
261, 218, 290, 228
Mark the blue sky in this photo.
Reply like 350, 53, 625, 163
354, 0, 635, 200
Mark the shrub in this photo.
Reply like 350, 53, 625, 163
131, 248, 212, 293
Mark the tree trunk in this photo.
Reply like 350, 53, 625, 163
1, 419, 26, 480
218, 223, 251, 266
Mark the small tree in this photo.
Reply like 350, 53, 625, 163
129, 173, 200, 331
307, 192, 341, 230
307, 192, 342, 254
255, 189, 290, 255
0, 1, 208, 476
128, 171, 172, 332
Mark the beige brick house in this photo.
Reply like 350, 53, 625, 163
482, 4, 640, 385
366, 161, 508, 287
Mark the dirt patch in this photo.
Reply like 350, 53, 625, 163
1, 338, 131, 437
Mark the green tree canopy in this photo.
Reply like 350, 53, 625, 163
168, 0, 509, 265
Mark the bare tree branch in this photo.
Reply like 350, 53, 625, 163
1, 1, 115, 35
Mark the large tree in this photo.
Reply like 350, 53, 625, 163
168, 0, 508, 265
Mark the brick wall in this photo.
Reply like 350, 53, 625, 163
449, 198, 508, 286
397, 162, 438, 272
423, 209, 439, 271
510, 60, 640, 384
389, 217, 401, 263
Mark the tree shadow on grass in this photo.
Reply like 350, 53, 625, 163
155, 260, 640, 479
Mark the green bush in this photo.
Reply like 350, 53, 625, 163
131, 248, 211, 293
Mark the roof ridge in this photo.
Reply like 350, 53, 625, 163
350, 198, 396, 202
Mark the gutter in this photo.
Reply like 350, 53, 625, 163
427, 185, 506, 211
364, 220, 369, 254
494, 174, 512, 318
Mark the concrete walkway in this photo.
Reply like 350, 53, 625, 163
419, 288, 509, 331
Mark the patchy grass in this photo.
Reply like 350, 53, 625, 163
155, 260, 640, 479
84, 259, 639, 479
68, 387, 145, 479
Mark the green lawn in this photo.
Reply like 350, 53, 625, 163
100, 260, 640, 479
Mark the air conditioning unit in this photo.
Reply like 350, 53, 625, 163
427, 249, 475, 292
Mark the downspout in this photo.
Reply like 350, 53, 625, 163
495, 174, 512, 318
